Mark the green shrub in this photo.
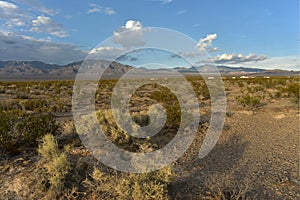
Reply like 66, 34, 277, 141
0, 112, 18, 151
236, 94, 263, 107
17, 114, 59, 145
19, 99, 48, 112
285, 83, 300, 102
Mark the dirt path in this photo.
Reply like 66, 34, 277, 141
170, 96, 299, 199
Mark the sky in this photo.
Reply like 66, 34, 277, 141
0, 0, 298, 70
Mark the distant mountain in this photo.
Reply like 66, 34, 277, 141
0, 60, 298, 80
176, 65, 298, 76
0, 60, 133, 80
0, 61, 61, 72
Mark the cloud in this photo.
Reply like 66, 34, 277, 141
0, 0, 64, 39
196, 33, 218, 51
213, 53, 267, 64
0, 1, 31, 27
0, 1, 18, 15
89, 47, 126, 59
177, 51, 205, 58
30, 16, 68, 37
176, 9, 187, 15
173, 33, 218, 59
87, 3, 116, 15
113, 20, 145, 48
0, 31, 86, 64
236, 56, 299, 70
10, 0, 57, 15
149, 0, 173, 4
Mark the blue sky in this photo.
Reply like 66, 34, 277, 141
0, 0, 298, 69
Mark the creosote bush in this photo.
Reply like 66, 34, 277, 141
17, 113, 59, 145
0, 111, 19, 151
0, 112, 59, 151
284, 83, 300, 103
236, 93, 263, 107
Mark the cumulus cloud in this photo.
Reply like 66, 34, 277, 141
87, 3, 116, 15
196, 33, 218, 51
0, 0, 65, 38
0, 31, 86, 64
175, 33, 218, 58
30, 16, 68, 37
113, 20, 145, 48
213, 53, 267, 64
89, 47, 126, 60
0, 1, 31, 27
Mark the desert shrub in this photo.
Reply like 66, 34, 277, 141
17, 113, 59, 145
37, 134, 70, 196
19, 99, 48, 112
236, 93, 263, 107
246, 85, 265, 93
0, 85, 5, 93
274, 91, 281, 98
0, 100, 22, 111
97, 109, 131, 145
49, 99, 71, 112
0, 111, 19, 151
284, 83, 300, 102
16, 93, 30, 99
86, 166, 174, 200
151, 89, 181, 127
0, 112, 59, 150
237, 81, 244, 88
189, 80, 210, 99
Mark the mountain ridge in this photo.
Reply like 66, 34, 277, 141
0, 60, 298, 80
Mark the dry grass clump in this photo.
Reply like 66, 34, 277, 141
200, 174, 250, 200
86, 166, 174, 200
37, 134, 70, 197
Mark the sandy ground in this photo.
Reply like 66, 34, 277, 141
0, 80, 299, 199
170, 90, 299, 199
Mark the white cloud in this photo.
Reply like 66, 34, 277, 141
236, 56, 299, 70
151, 0, 173, 4
0, 0, 17, 10
113, 20, 145, 48
87, 3, 116, 15
196, 33, 218, 51
209, 47, 218, 52
0, 1, 31, 27
10, 0, 57, 15
176, 9, 187, 15
30, 16, 68, 37
89, 47, 126, 60
213, 53, 267, 64
0, 0, 64, 39
0, 31, 86, 64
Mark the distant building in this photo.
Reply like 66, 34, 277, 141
240, 76, 249, 79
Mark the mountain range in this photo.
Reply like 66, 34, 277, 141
0, 60, 298, 80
